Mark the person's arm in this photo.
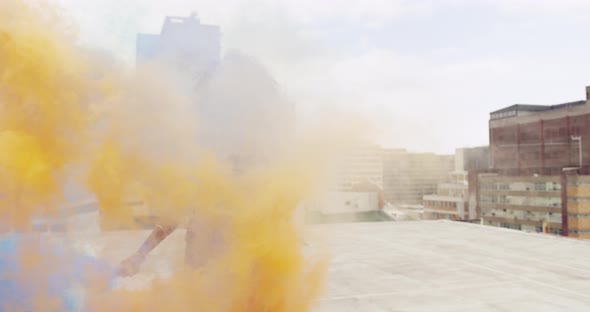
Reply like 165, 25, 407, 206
118, 217, 178, 277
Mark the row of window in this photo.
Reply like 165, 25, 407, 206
438, 191, 467, 197
480, 195, 510, 204
480, 195, 561, 207
500, 222, 521, 230
427, 212, 458, 220
491, 110, 517, 120
424, 200, 459, 209
534, 182, 548, 191
480, 183, 509, 190
489, 222, 564, 235
482, 209, 561, 222
567, 197, 590, 202
546, 227, 564, 235
479, 182, 560, 191
495, 222, 563, 234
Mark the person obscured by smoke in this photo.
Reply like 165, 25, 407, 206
118, 50, 296, 276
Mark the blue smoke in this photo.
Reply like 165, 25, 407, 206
0, 234, 115, 311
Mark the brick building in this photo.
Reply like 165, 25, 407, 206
478, 174, 590, 239
480, 85, 590, 238
489, 86, 590, 175
479, 175, 563, 234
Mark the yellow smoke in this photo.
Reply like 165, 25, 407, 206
0, 0, 94, 230
84, 81, 336, 311
86, 159, 331, 311
0, 1, 374, 311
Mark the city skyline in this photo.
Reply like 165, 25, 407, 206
4, 2, 590, 311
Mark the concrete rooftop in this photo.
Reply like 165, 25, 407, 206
63, 216, 590, 311
314, 221, 590, 312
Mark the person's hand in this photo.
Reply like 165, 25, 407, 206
117, 252, 145, 277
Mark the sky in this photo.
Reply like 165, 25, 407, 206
56, 0, 590, 154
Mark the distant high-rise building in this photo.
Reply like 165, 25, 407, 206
333, 144, 384, 191
136, 13, 221, 85
383, 149, 454, 205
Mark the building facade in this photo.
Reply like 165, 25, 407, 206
335, 144, 384, 191
478, 174, 590, 239
481, 85, 590, 238
423, 146, 489, 220
566, 175, 590, 239
479, 175, 563, 234
383, 150, 454, 204
490, 86, 590, 175
423, 171, 470, 220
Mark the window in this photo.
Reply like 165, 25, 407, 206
499, 196, 509, 204
482, 183, 499, 190
480, 195, 495, 203
500, 222, 522, 230
534, 182, 546, 191
492, 110, 516, 120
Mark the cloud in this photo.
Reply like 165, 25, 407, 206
265, 0, 434, 28
493, 0, 590, 12
442, 0, 590, 19
55, 0, 590, 154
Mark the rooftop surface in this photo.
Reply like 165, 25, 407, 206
313, 221, 590, 312
66, 217, 590, 311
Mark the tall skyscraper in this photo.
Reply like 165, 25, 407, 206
137, 13, 221, 85
135, 14, 294, 167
